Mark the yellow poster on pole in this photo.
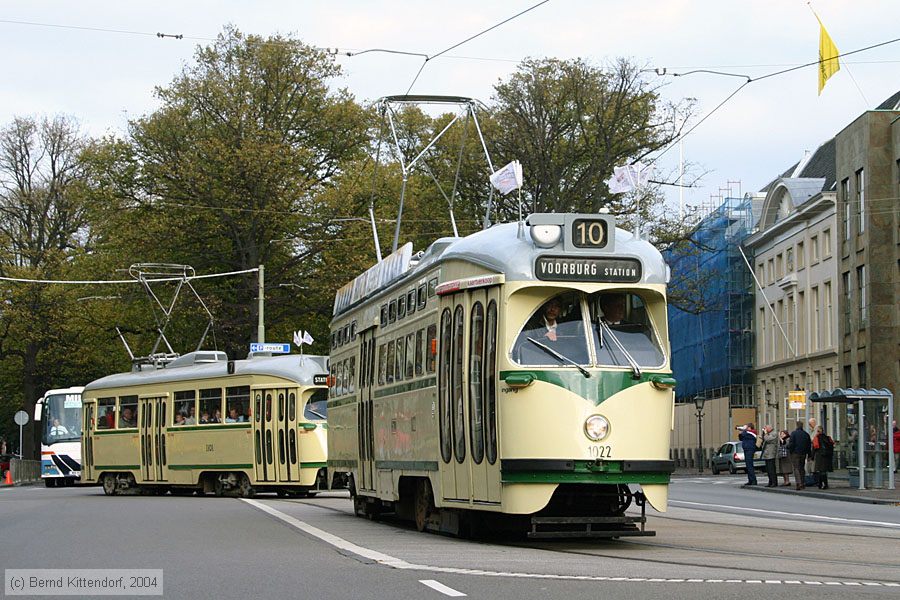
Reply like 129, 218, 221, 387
788, 390, 807, 410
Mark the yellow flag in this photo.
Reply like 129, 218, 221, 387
817, 19, 840, 95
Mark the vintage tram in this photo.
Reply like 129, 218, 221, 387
81, 351, 330, 497
327, 213, 676, 537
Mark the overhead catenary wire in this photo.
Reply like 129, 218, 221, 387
0, 267, 259, 286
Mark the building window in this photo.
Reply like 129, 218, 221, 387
857, 265, 867, 328
841, 178, 851, 240
841, 272, 851, 332
823, 229, 831, 256
842, 365, 852, 387
855, 168, 865, 234
770, 303, 777, 359
757, 263, 765, 283
811, 286, 820, 351
810, 235, 819, 263
796, 242, 804, 269
776, 254, 784, 279
786, 248, 794, 273
823, 281, 832, 346
759, 307, 767, 363
776, 299, 784, 359
857, 362, 866, 388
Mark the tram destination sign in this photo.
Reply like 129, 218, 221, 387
535, 256, 642, 283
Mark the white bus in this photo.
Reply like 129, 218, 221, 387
35, 386, 84, 487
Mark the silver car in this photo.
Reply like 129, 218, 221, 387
709, 441, 765, 474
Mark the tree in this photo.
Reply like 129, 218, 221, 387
88, 27, 370, 358
489, 57, 695, 219
0, 115, 90, 456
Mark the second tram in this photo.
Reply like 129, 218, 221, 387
81, 351, 331, 497
328, 213, 676, 537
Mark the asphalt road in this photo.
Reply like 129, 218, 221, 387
1, 477, 897, 600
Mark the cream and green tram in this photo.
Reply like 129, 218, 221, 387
328, 213, 676, 538
81, 351, 331, 497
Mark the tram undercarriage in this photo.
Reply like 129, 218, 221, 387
350, 478, 654, 539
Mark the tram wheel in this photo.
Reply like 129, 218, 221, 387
101, 474, 117, 496
237, 474, 255, 499
414, 479, 434, 532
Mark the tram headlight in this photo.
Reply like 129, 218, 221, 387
584, 415, 610, 441
530, 224, 562, 248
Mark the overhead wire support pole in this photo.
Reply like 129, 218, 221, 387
470, 104, 497, 230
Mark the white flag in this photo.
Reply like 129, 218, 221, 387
489, 160, 523, 195
301, 330, 314, 345
293, 330, 303, 347
606, 162, 653, 194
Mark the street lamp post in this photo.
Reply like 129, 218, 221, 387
693, 395, 706, 474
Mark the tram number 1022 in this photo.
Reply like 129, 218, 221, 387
588, 445, 612, 459
572, 219, 608, 249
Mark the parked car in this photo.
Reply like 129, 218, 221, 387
709, 441, 765, 474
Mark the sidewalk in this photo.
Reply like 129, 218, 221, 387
673, 468, 899, 505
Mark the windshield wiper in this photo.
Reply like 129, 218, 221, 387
526, 337, 590, 378
308, 409, 326, 420
598, 320, 642, 379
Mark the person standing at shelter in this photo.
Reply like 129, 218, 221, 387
778, 429, 792, 486
812, 425, 834, 489
789, 421, 812, 490
738, 423, 758, 487
892, 420, 899, 473
760, 425, 778, 487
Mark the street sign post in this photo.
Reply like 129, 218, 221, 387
13, 410, 28, 458
250, 343, 291, 354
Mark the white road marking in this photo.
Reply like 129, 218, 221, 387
240, 498, 896, 588
669, 499, 900, 529
420, 580, 467, 597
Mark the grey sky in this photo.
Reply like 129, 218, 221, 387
3, 1, 899, 215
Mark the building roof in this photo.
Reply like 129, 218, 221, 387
876, 89, 900, 110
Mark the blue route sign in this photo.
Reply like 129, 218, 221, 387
250, 343, 291, 354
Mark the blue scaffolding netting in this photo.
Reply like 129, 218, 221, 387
664, 197, 755, 406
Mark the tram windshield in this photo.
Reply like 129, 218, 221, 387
41, 393, 82, 445
512, 291, 665, 369
304, 389, 328, 421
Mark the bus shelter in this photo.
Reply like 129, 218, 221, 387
809, 388, 895, 490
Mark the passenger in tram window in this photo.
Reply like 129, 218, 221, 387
118, 407, 137, 428
200, 411, 210, 424
598, 293, 629, 325
210, 409, 222, 424
225, 407, 243, 423
174, 413, 186, 426
184, 406, 197, 425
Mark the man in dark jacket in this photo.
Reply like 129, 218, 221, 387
789, 420, 812, 490
738, 423, 758, 486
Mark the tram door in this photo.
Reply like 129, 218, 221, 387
139, 397, 167, 482
439, 292, 472, 501
468, 288, 501, 505
358, 329, 376, 491
253, 389, 277, 483
274, 388, 299, 483
82, 403, 94, 481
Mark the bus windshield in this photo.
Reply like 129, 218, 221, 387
42, 393, 82, 445
512, 291, 665, 369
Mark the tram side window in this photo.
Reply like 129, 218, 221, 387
351, 321, 357, 341
406, 290, 416, 315
389, 300, 397, 323
118, 396, 137, 428
225, 385, 250, 423
405, 333, 415, 379
426, 324, 437, 373
485, 300, 498, 465
428, 278, 438, 297
438, 309, 453, 463
336, 361, 344, 396
386, 340, 395, 383
452, 305, 466, 463
415, 329, 424, 376
469, 302, 485, 464
417, 284, 427, 310
97, 397, 116, 430
380, 305, 388, 327
201, 388, 224, 423
174, 390, 196, 425
348, 357, 356, 394
398, 295, 406, 319
395, 337, 405, 382
331, 332, 336, 350
378, 344, 387, 385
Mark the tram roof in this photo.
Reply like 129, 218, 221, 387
84, 352, 329, 393
333, 217, 667, 317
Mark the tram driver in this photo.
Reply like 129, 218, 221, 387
515, 294, 589, 365
598, 293, 629, 325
